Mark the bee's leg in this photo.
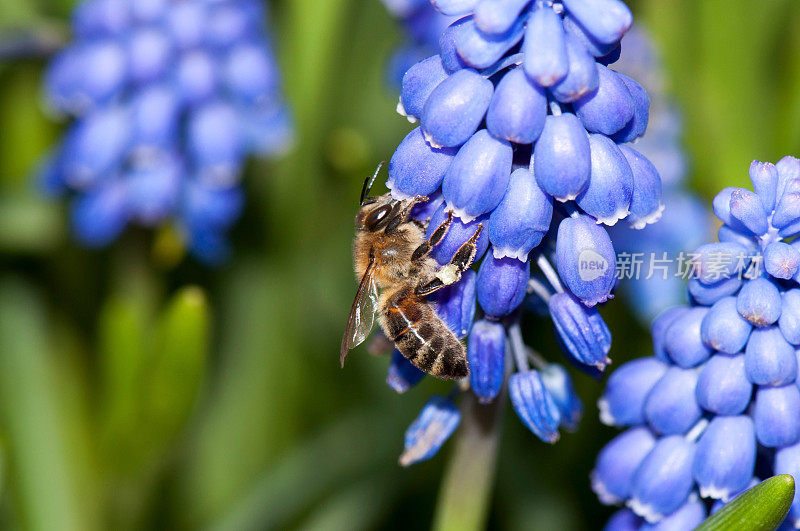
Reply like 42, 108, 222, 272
415, 225, 483, 296
385, 195, 428, 234
410, 210, 453, 263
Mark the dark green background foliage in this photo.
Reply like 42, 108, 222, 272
0, 1, 799, 529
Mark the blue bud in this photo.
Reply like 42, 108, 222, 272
431, 270, 477, 339
126, 155, 181, 225
628, 435, 695, 522
61, 106, 130, 188
441, 130, 512, 220
540, 363, 582, 430
175, 51, 218, 106
549, 292, 611, 370
737, 277, 782, 327
421, 69, 494, 148
749, 160, 779, 212
620, 145, 662, 229
754, 384, 800, 448
485, 67, 547, 144
776, 155, 800, 201
745, 326, 797, 386
129, 85, 179, 150
399, 395, 461, 466
476, 254, 530, 317
71, 180, 129, 247
717, 224, 758, 254
599, 357, 667, 426
187, 102, 244, 186
509, 370, 562, 443
691, 242, 749, 285
399, 55, 448, 120
551, 32, 600, 103
729, 188, 768, 236
388, 127, 457, 199
687, 276, 742, 307
592, 427, 656, 504
556, 215, 616, 306
644, 366, 702, 436
473, 0, 530, 35
772, 192, 800, 236
713, 187, 749, 233
701, 296, 752, 354
604, 509, 642, 531
387, 349, 425, 394
223, 44, 279, 106
639, 498, 706, 531
453, 16, 524, 70
562, 0, 632, 45
467, 319, 505, 403
764, 241, 800, 280
131, 0, 165, 24
693, 415, 756, 500
426, 202, 489, 265
182, 180, 244, 232
561, 13, 618, 58
487, 168, 553, 261
533, 113, 591, 201
166, 1, 207, 50
411, 192, 444, 224
430, 0, 478, 16
522, 6, 568, 86
779, 289, 800, 345
574, 65, 635, 136
774, 441, 800, 526
73, 0, 131, 38
438, 18, 470, 73
696, 353, 752, 415
128, 28, 171, 84
651, 307, 688, 363
67, 40, 128, 110
610, 74, 650, 143
576, 134, 634, 225
663, 307, 712, 368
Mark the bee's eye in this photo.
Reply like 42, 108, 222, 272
364, 204, 392, 231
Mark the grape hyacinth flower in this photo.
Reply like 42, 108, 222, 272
592, 157, 800, 528
380, 0, 663, 465
40, 0, 292, 264
608, 25, 712, 322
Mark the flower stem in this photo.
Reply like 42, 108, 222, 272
432, 390, 504, 531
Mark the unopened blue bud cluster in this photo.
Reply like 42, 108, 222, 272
594, 157, 800, 529
40, 0, 292, 263
381, 0, 664, 466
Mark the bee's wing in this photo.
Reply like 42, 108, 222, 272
340, 258, 380, 367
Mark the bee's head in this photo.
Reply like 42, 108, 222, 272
356, 195, 397, 232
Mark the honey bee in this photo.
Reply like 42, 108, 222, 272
340, 166, 483, 380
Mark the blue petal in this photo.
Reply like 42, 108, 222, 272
487, 167, 553, 261
421, 69, 494, 148
400, 395, 461, 466
438, 18, 471, 72
749, 160, 779, 213
701, 296, 752, 354
486, 67, 547, 144
628, 435, 696, 523
388, 127, 457, 199
551, 32, 600, 103
651, 307, 688, 363
764, 241, 800, 280
663, 307, 712, 368
737, 277, 782, 328
610, 73, 651, 143
549, 292, 611, 370
533, 113, 591, 201
696, 353, 752, 415
387, 349, 425, 394
522, 6, 568, 86
754, 384, 800, 448
574, 64, 635, 136
555, 214, 616, 306
441, 129, 512, 220
576, 134, 634, 225
476, 254, 530, 318
729, 188, 768, 236
509, 370, 562, 443
430, 269, 477, 339
467, 319, 506, 403
400, 55, 448, 120
453, 15, 524, 69
776, 155, 800, 202
644, 366, 702, 436
620, 145, 662, 229
599, 357, 667, 426
540, 363, 582, 430
182, 180, 244, 232
693, 415, 756, 500
562, 0, 632, 45
779, 289, 800, 345
745, 326, 797, 386
592, 426, 656, 504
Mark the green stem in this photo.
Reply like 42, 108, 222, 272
432, 391, 504, 531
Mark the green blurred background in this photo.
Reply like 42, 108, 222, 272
1, 0, 800, 529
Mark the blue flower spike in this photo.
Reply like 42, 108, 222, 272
595, 157, 800, 528
42, 0, 293, 264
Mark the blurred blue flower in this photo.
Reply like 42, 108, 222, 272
40, 0, 293, 264
381, 0, 667, 465
594, 157, 800, 527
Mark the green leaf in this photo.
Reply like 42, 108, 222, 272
696, 475, 795, 531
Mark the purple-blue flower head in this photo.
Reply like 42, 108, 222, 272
41, 0, 292, 264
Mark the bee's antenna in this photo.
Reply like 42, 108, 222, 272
360, 161, 385, 205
